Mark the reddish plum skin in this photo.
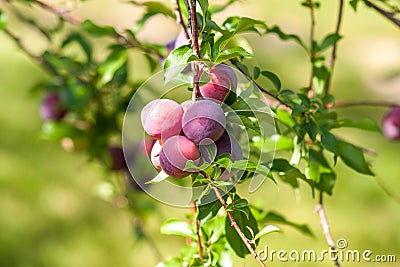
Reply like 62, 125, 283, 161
159, 136, 200, 178
182, 100, 226, 144
200, 64, 238, 102
150, 140, 163, 170
215, 132, 243, 162
40, 93, 67, 121
141, 99, 184, 142
214, 132, 243, 180
382, 106, 400, 140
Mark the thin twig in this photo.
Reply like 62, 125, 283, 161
332, 100, 398, 108
200, 171, 267, 267
30, 0, 163, 59
363, 0, 400, 28
315, 192, 341, 267
34, 0, 81, 25
193, 203, 204, 260
325, 0, 344, 94
308, 1, 316, 96
175, 0, 190, 39
2, 28, 42, 64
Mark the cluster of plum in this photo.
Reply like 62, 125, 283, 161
141, 64, 243, 179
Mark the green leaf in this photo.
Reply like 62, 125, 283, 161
213, 17, 266, 60
163, 45, 194, 83
312, 63, 329, 96
349, 0, 360, 11
320, 127, 339, 155
270, 159, 313, 190
253, 66, 261, 79
145, 170, 170, 184
338, 141, 374, 175
233, 199, 248, 209
261, 71, 281, 91
97, 47, 127, 86
215, 154, 232, 170
231, 160, 270, 175
306, 149, 333, 183
254, 225, 281, 240
80, 19, 116, 37
335, 118, 381, 132
215, 47, 253, 64
276, 109, 295, 127
209, 0, 240, 14
198, 0, 209, 16
225, 208, 258, 258
160, 219, 196, 239
317, 33, 342, 53
62, 32, 92, 63
40, 122, 84, 142
198, 188, 227, 221
0, 9, 8, 30
251, 134, 293, 152
305, 119, 318, 141
60, 83, 92, 109
255, 210, 313, 236
316, 172, 336, 195
199, 142, 218, 162
130, 1, 175, 31
266, 25, 307, 50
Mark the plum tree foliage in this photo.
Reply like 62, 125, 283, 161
1, 0, 399, 266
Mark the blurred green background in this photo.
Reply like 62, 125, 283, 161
0, 0, 399, 266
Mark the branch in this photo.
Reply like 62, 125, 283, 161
30, 0, 163, 59
315, 192, 341, 267
2, 28, 42, 64
186, 0, 201, 101
332, 100, 398, 108
363, 0, 400, 28
34, 0, 81, 25
325, 0, 344, 94
193, 203, 204, 260
200, 171, 267, 267
175, 0, 190, 40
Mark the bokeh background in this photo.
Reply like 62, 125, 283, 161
0, 0, 399, 266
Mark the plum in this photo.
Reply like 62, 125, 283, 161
40, 92, 67, 121
215, 132, 243, 161
159, 135, 200, 178
382, 106, 400, 140
215, 132, 243, 180
141, 99, 184, 142
182, 100, 226, 144
200, 64, 238, 102
150, 140, 163, 170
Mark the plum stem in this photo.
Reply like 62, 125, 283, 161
200, 171, 267, 267
324, 0, 344, 95
175, 0, 191, 40
315, 192, 341, 267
